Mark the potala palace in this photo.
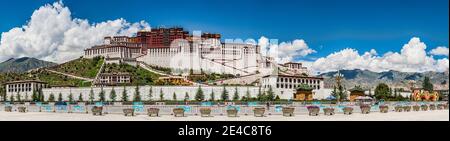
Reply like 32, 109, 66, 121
5, 27, 331, 101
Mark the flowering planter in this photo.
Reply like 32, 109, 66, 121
282, 107, 295, 117
4, 106, 12, 112
437, 104, 444, 110
413, 105, 420, 111
147, 108, 160, 117
307, 106, 320, 116
18, 106, 27, 113
421, 105, 428, 111
429, 104, 436, 110
91, 106, 103, 116
323, 108, 335, 116
253, 107, 265, 117
200, 108, 212, 117
394, 106, 403, 112
226, 108, 238, 117
123, 108, 134, 116
360, 105, 371, 114
379, 105, 389, 113
173, 108, 185, 117
403, 106, 411, 112
343, 107, 353, 115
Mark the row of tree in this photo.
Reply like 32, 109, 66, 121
2, 85, 279, 102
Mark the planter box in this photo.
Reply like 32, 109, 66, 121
4, 106, 12, 112
226, 109, 238, 117
421, 105, 428, 111
394, 106, 403, 112
200, 108, 212, 117
18, 106, 27, 113
123, 108, 134, 116
173, 108, 185, 117
413, 105, 420, 111
343, 107, 353, 115
253, 107, 265, 117
360, 105, 371, 114
403, 106, 411, 112
429, 104, 436, 110
323, 108, 335, 116
379, 105, 389, 113
91, 106, 103, 116
147, 108, 160, 117
307, 106, 320, 116
437, 104, 445, 110
282, 107, 295, 117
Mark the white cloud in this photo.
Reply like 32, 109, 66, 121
0, 1, 150, 63
429, 46, 449, 56
308, 37, 449, 73
258, 36, 316, 64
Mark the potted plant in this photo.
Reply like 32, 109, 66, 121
323, 107, 335, 116
379, 105, 389, 113
199, 107, 212, 117
343, 107, 353, 115
253, 107, 265, 117
147, 108, 160, 117
307, 106, 320, 116
282, 107, 295, 117
360, 104, 371, 114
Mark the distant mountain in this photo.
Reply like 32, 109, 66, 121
319, 69, 449, 90
0, 57, 57, 73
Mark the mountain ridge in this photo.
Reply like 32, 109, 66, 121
0, 57, 57, 73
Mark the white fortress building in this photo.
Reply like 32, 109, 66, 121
75, 27, 328, 100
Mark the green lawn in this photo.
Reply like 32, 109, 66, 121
51, 57, 104, 79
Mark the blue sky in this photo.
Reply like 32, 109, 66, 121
0, 0, 448, 62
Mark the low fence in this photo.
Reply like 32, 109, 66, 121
0, 101, 447, 116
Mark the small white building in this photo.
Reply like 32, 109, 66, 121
4, 80, 48, 100
260, 74, 324, 99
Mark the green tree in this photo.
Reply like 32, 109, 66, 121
98, 87, 106, 102
0, 85, 5, 101
133, 85, 141, 102
257, 86, 263, 101
275, 95, 281, 101
331, 86, 338, 99
78, 93, 84, 102
109, 87, 117, 102
195, 86, 205, 101
10, 93, 15, 102
89, 88, 95, 102
232, 87, 239, 101
24, 93, 29, 102
38, 88, 44, 102
266, 86, 275, 101
32, 90, 38, 102
173, 92, 177, 101
48, 93, 55, 102
58, 93, 63, 102
148, 86, 153, 101
68, 93, 73, 102
16, 92, 21, 102
121, 86, 128, 102
159, 88, 164, 101
375, 83, 390, 100
245, 88, 251, 101
422, 76, 434, 92
209, 91, 215, 101
221, 86, 229, 101
184, 92, 190, 101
